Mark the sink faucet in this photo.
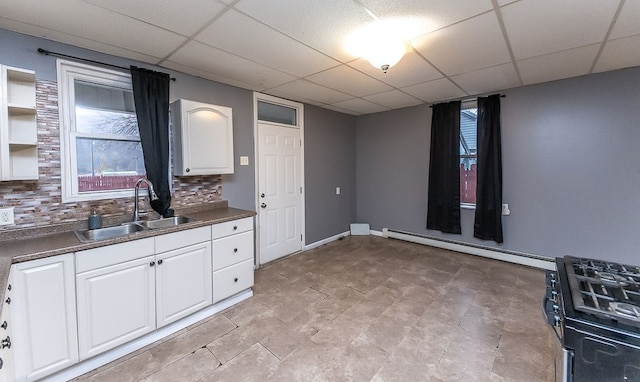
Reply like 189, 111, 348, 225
133, 178, 159, 222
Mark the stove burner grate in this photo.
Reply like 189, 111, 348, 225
565, 256, 640, 325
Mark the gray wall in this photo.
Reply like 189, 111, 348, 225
356, 67, 640, 265
304, 105, 357, 244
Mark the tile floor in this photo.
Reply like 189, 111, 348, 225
75, 236, 557, 382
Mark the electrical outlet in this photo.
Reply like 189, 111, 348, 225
502, 203, 511, 216
0, 207, 15, 225
336, 187, 341, 195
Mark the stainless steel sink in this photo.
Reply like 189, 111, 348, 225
135, 216, 196, 229
75, 223, 146, 243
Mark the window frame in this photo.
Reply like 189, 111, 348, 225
460, 100, 478, 209
57, 59, 142, 203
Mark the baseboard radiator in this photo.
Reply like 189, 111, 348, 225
382, 228, 555, 270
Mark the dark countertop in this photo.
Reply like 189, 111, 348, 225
0, 202, 256, 317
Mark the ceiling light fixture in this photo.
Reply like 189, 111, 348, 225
346, 19, 416, 74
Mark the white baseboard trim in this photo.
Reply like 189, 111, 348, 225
45, 289, 253, 382
382, 228, 554, 270
304, 231, 350, 251
370, 229, 384, 237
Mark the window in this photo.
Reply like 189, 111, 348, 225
460, 106, 477, 206
58, 60, 145, 202
257, 99, 298, 125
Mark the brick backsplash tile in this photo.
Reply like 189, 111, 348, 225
0, 80, 222, 229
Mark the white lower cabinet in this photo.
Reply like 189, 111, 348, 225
76, 255, 156, 360
3, 218, 253, 379
156, 227, 212, 328
10, 254, 79, 382
76, 227, 213, 359
212, 217, 254, 303
0, 275, 15, 382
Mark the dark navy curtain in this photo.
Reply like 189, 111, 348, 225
427, 100, 461, 234
130, 66, 173, 217
474, 94, 503, 243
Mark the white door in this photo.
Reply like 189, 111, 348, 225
258, 122, 302, 264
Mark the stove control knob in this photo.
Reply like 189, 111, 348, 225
546, 311, 561, 327
545, 299, 559, 314
545, 288, 558, 302
545, 270, 557, 288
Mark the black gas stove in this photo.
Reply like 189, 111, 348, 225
545, 256, 640, 382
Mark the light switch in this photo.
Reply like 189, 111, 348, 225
240, 156, 249, 166
502, 203, 511, 216
336, 187, 341, 195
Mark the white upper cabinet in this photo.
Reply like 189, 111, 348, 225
0, 65, 38, 181
171, 99, 234, 176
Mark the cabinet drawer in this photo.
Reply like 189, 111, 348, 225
76, 238, 154, 274
212, 217, 253, 239
155, 225, 210, 253
213, 259, 254, 303
213, 231, 253, 271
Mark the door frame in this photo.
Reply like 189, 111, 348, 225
253, 92, 305, 267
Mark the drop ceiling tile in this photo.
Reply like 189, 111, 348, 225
518, 44, 600, 85
501, 0, 619, 60
0, 17, 163, 65
306, 65, 394, 97
359, 0, 493, 31
83, 0, 226, 36
363, 90, 423, 109
609, 0, 640, 39
194, 9, 339, 77
330, 98, 390, 115
234, 0, 373, 62
412, 11, 511, 76
401, 78, 467, 103
347, 51, 443, 88
0, 0, 186, 58
266, 80, 353, 105
593, 35, 640, 73
166, 40, 295, 90
324, 103, 366, 115
496, 0, 519, 5
451, 63, 520, 95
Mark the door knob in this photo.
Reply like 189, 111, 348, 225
260, 203, 267, 208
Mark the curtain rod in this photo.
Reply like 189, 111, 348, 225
37, 48, 176, 81
429, 94, 505, 108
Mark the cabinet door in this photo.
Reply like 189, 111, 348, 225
0, 274, 15, 382
76, 256, 155, 360
11, 254, 78, 382
156, 242, 212, 328
172, 99, 234, 175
